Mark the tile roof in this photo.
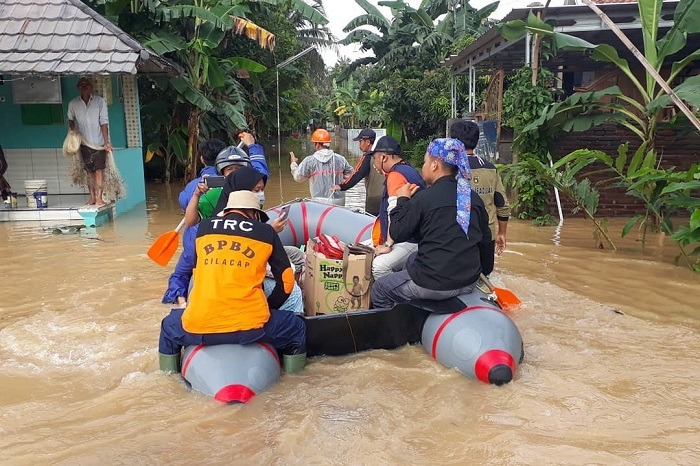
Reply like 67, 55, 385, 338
0, 0, 179, 75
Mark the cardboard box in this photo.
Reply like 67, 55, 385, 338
304, 239, 374, 316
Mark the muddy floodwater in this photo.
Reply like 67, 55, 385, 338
1, 142, 699, 465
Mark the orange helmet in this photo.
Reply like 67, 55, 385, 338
310, 128, 331, 143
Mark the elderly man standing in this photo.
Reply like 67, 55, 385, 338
67, 77, 111, 206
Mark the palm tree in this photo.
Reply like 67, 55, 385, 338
338, 0, 497, 79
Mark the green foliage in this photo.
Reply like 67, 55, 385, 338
550, 147, 700, 268
502, 67, 555, 133
334, 0, 493, 141
500, 66, 557, 219
524, 153, 617, 250
531, 214, 558, 227
85, 0, 330, 180
500, 152, 551, 220
500, 0, 700, 270
403, 137, 434, 166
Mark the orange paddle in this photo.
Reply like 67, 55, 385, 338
147, 218, 186, 266
480, 273, 522, 311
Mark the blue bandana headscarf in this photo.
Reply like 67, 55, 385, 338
426, 138, 472, 237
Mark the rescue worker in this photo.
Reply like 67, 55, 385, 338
289, 129, 353, 206
367, 136, 425, 279
159, 190, 307, 374
331, 128, 384, 215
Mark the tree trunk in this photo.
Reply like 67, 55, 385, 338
186, 108, 201, 183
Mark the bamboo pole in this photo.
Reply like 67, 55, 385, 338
581, 0, 700, 132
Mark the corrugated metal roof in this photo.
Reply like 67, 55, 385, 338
0, 0, 180, 76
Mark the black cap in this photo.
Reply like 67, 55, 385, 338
367, 135, 402, 157
352, 128, 377, 141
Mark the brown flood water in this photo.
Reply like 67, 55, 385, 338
1, 140, 699, 465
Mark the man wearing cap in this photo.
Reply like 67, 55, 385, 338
158, 190, 307, 374
67, 77, 111, 206
367, 135, 425, 279
370, 138, 493, 309
331, 128, 384, 215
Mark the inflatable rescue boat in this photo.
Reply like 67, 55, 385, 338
179, 200, 524, 403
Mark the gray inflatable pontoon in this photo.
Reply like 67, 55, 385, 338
180, 200, 524, 403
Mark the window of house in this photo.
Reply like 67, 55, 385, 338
20, 104, 64, 125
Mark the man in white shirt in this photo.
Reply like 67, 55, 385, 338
67, 77, 112, 206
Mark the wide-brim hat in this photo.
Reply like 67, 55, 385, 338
366, 135, 402, 157
218, 190, 269, 222
352, 128, 376, 141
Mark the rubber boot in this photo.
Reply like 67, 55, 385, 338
159, 352, 181, 374
283, 353, 307, 374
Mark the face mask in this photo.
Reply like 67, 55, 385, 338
254, 191, 265, 208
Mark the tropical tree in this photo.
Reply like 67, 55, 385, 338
339, 0, 496, 78
86, 0, 328, 181
501, 0, 700, 269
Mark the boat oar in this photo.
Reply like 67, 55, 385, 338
147, 218, 187, 266
480, 273, 522, 311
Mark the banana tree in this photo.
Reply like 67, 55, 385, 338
501, 0, 700, 268
501, 0, 700, 152
89, 0, 327, 181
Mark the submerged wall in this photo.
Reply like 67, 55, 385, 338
550, 123, 699, 217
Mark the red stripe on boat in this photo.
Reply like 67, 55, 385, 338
474, 350, 515, 384
316, 205, 335, 238
214, 384, 256, 403
181, 344, 205, 378
431, 306, 494, 359
270, 206, 298, 245
354, 221, 374, 244
301, 202, 309, 245
258, 342, 281, 370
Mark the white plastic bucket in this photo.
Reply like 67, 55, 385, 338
25, 179, 48, 208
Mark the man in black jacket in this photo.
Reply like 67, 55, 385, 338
370, 138, 493, 309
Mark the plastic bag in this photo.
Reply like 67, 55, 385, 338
62, 130, 81, 157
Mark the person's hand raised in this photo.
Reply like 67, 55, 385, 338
238, 132, 255, 146
290, 152, 298, 164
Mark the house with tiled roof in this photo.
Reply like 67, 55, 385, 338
0, 0, 178, 224
442, 1, 697, 158
441, 0, 699, 215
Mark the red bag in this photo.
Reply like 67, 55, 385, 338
314, 234, 344, 259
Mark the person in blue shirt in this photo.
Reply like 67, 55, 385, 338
162, 138, 226, 305
239, 131, 269, 181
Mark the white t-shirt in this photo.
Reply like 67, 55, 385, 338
66, 94, 109, 147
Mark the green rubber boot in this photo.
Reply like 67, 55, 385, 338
283, 353, 307, 374
159, 352, 181, 374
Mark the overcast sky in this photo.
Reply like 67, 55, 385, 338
319, 0, 539, 67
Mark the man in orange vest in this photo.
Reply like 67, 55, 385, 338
158, 191, 306, 374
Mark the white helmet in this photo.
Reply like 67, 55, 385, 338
215, 146, 251, 174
